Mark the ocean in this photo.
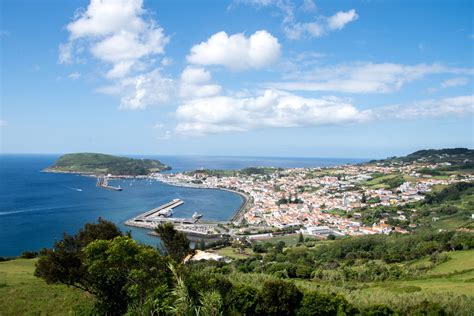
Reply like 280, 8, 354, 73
0, 154, 368, 257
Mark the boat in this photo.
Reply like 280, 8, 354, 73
192, 212, 203, 220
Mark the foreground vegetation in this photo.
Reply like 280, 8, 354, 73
46, 152, 170, 175
1, 219, 472, 315
0, 258, 93, 315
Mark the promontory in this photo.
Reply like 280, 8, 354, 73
44, 153, 171, 176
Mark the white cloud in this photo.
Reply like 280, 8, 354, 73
60, 0, 174, 110
187, 30, 281, 70
327, 9, 359, 30
234, 1, 358, 39
284, 22, 324, 40
68, 72, 81, 80
270, 62, 474, 93
60, 0, 169, 79
98, 69, 174, 110
0, 119, 7, 127
174, 88, 473, 136
441, 77, 469, 88
373, 95, 474, 119
175, 89, 369, 135
179, 66, 221, 98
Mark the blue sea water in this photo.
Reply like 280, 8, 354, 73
0, 154, 367, 257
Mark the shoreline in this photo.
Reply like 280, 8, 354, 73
42, 169, 252, 224
152, 178, 251, 224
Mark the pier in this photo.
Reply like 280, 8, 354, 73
123, 199, 231, 241
96, 176, 122, 191
125, 199, 201, 228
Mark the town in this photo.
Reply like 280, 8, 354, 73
151, 159, 474, 240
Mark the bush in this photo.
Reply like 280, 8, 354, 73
297, 291, 356, 316
258, 280, 303, 315
20, 251, 38, 259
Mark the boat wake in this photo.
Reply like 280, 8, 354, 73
65, 186, 83, 192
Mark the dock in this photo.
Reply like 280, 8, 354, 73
137, 199, 184, 220
97, 176, 122, 191
125, 199, 202, 228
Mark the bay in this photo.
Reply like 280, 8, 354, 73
0, 154, 367, 257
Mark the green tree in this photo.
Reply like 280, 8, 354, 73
298, 232, 304, 244
297, 291, 354, 316
155, 222, 192, 263
258, 280, 302, 315
35, 218, 122, 291
83, 236, 172, 315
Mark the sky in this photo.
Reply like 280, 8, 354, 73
0, 0, 473, 158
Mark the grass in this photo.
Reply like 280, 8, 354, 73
427, 250, 474, 275
0, 258, 94, 315
213, 247, 254, 259
254, 234, 303, 246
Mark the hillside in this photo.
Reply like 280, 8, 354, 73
45, 153, 171, 176
0, 258, 94, 315
373, 148, 474, 167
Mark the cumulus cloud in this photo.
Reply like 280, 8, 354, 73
179, 66, 221, 98
60, 0, 174, 109
174, 91, 473, 136
441, 77, 469, 88
270, 62, 474, 93
187, 30, 281, 70
97, 69, 174, 110
175, 89, 369, 135
61, 0, 169, 79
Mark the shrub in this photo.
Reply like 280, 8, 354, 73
258, 279, 302, 315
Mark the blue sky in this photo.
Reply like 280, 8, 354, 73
0, 0, 473, 158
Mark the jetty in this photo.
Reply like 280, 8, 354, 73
125, 199, 203, 228
96, 176, 122, 191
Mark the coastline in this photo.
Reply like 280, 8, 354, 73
153, 177, 251, 223
42, 169, 251, 224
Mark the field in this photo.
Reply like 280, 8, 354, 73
213, 246, 254, 259
228, 249, 474, 315
0, 258, 93, 315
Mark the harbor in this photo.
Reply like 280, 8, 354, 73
124, 199, 229, 240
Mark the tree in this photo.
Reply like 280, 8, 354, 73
297, 291, 355, 316
258, 280, 302, 315
83, 236, 172, 314
155, 222, 192, 263
35, 218, 123, 292
228, 284, 260, 315
298, 232, 304, 244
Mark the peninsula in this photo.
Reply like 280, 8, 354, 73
45, 153, 171, 176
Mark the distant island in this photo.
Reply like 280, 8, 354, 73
44, 153, 171, 176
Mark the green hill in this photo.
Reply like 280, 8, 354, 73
45, 153, 171, 176
373, 148, 474, 167
0, 258, 94, 315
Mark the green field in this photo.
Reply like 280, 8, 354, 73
213, 246, 254, 259
0, 259, 94, 315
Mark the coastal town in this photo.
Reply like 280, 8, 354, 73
148, 158, 474, 239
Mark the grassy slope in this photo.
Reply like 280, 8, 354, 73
0, 259, 93, 315
228, 249, 474, 315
